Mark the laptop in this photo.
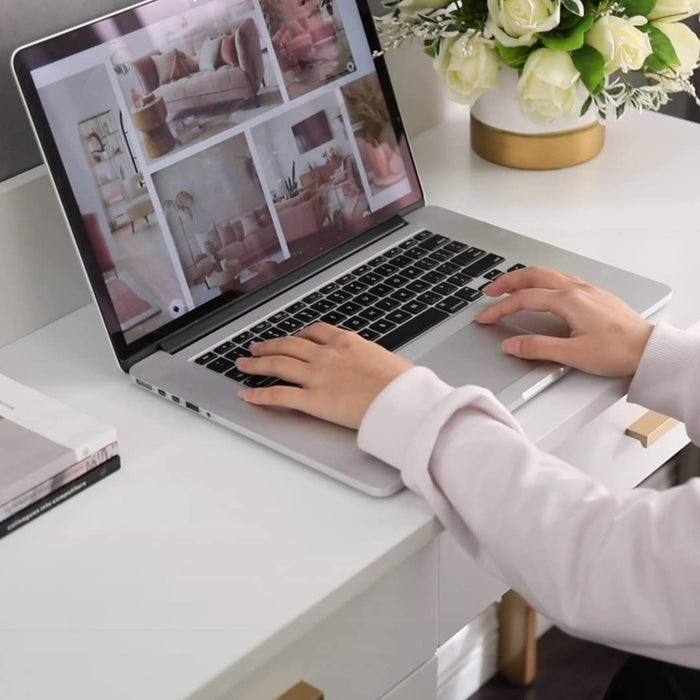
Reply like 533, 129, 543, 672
13, 0, 671, 497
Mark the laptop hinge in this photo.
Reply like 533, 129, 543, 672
159, 214, 409, 356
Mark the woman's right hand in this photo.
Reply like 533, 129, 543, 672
476, 266, 654, 378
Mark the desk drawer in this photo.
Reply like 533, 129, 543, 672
226, 542, 437, 700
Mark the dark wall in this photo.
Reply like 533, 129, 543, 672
0, 0, 137, 182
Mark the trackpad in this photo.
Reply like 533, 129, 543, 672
415, 322, 541, 394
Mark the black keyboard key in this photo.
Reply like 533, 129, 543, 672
232, 330, 255, 345
238, 335, 262, 351
479, 281, 494, 291
195, 352, 217, 365
385, 274, 409, 288
444, 240, 468, 254
398, 238, 418, 250
310, 299, 335, 314
390, 288, 415, 303
415, 257, 438, 271
386, 309, 412, 325
337, 301, 362, 316
417, 234, 448, 251
359, 329, 380, 341
484, 269, 504, 280
207, 357, 235, 374
328, 290, 352, 304
337, 273, 355, 285
358, 306, 384, 322
260, 328, 287, 341
369, 283, 393, 297
403, 300, 428, 315
404, 246, 427, 261
320, 282, 339, 294
302, 292, 322, 305
368, 255, 388, 267
428, 249, 451, 262
321, 311, 346, 325
401, 266, 423, 280
295, 308, 321, 323
406, 279, 431, 293
214, 340, 236, 355
278, 318, 304, 333
251, 320, 272, 334
374, 263, 399, 277
224, 347, 252, 361
352, 264, 372, 276
422, 270, 446, 285
269, 311, 289, 324
377, 308, 449, 350
341, 316, 369, 331
391, 254, 412, 268
343, 280, 368, 295
383, 247, 402, 258
447, 272, 473, 287
358, 272, 382, 286
355, 292, 379, 306
225, 367, 248, 382
455, 287, 484, 302
433, 281, 458, 297
283, 302, 305, 316
417, 291, 441, 305
243, 375, 277, 388
376, 297, 400, 312
369, 319, 397, 334
462, 253, 506, 278
412, 230, 433, 242
508, 263, 527, 272
452, 247, 487, 266
436, 296, 469, 313
436, 261, 460, 275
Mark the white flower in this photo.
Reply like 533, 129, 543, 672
398, 0, 453, 10
486, 0, 561, 47
434, 35, 501, 105
585, 16, 653, 74
518, 48, 581, 121
654, 20, 700, 87
647, 0, 700, 22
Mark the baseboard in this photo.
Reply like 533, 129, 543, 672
437, 605, 499, 700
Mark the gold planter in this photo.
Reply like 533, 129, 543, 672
470, 114, 605, 170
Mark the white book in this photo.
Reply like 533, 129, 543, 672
0, 374, 117, 506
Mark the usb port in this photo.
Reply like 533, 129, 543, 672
135, 378, 152, 390
171, 396, 181, 404
185, 401, 199, 413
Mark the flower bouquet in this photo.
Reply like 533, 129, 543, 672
377, 0, 700, 123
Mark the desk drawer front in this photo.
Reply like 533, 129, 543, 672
380, 656, 438, 700
227, 542, 438, 700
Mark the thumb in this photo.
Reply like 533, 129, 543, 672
502, 334, 578, 366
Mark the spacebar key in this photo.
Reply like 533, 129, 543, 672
376, 308, 449, 350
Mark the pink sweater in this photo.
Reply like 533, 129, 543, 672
358, 323, 700, 668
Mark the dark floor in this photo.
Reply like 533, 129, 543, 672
470, 627, 629, 700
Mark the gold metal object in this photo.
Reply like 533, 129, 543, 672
470, 115, 605, 170
276, 681, 324, 700
498, 590, 538, 685
625, 411, 679, 448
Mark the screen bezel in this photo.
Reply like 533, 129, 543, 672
12, 0, 425, 372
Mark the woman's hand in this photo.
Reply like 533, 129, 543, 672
237, 323, 414, 429
477, 266, 653, 377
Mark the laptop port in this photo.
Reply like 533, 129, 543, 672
157, 389, 166, 397
135, 378, 152, 390
185, 401, 199, 413
171, 396, 181, 404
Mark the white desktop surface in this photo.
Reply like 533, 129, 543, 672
0, 109, 698, 699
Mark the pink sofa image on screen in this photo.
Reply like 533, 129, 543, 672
274, 189, 329, 243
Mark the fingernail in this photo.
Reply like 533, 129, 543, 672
238, 389, 250, 400
502, 338, 522, 356
236, 357, 248, 367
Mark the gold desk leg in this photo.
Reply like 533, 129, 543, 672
497, 590, 538, 685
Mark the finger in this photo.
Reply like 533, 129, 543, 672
476, 288, 579, 325
484, 267, 585, 298
239, 384, 313, 412
250, 335, 320, 361
236, 355, 309, 385
296, 322, 344, 344
502, 333, 584, 367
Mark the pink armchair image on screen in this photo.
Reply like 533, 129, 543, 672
274, 189, 330, 244
357, 138, 406, 189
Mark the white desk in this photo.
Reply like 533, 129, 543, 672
0, 109, 698, 699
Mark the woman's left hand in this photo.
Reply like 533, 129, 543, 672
236, 323, 414, 429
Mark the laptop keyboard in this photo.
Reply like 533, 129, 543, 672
192, 230, 526, 387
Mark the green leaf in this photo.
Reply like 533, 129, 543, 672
424, 41, 439, 59
496, 42, 532, 69
618, 0, 657, 16
540, 13, 595, 51
572, 44, 606, 95
642, 24, 681, 71
580, 94, 593, 116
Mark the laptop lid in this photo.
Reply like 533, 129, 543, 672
13, 0, 423, 372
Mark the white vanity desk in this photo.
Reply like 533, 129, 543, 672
0, 109, 697, 700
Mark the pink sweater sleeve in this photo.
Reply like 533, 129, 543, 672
357, 324, 700, 667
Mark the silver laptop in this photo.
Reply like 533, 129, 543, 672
13, 0, 670, 496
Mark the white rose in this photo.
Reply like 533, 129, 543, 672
647, 0, 700, 22
518, 48, 581, 122
486, 0, 561, 47
654, 20, 700, 87
585, 16, 653, 73
398, 0, 453, 10
434, 35, 501, 105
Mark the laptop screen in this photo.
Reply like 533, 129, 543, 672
14, 0, 422, 365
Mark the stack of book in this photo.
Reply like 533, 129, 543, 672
1, 373, 119, 539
